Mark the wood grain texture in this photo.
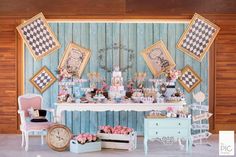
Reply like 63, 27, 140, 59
214, 17, 236, 131
0, 0, 235, 133
0, 18, 18, 133
0, 0, 125, 17
126, 0, 236, 16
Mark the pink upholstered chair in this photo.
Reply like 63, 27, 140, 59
18, 93, 55, 151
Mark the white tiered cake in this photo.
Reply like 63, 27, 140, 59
109, 66, 126, 99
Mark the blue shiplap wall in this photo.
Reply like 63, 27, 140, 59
24, 23, 208, 135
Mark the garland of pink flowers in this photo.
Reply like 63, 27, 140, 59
99, 125, 133, 135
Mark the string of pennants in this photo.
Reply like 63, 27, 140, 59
16, 12, 220, 93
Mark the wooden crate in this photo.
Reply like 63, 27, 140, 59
97, 131, 137, 151
70, 140, 101, 153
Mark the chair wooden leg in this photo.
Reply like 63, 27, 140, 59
21, 132, 25, 147
41, 134, 44, 145
25, 132, 29, 151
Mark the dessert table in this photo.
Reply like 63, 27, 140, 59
54, 101, 187, 123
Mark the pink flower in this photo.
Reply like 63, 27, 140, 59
99, 125, 134, 135
111, 128, 115, 134
83, 133, 89, 138
120, 129, 125, 134
167, 106, 174, 112
103, 128, 110, 133
102, 81, 109, 91
117, 125, 122, 129
87, 134, 93, 142
127, 128, 132, 133
77, 137, 87, 144
76, 133, 98, 144
92, 135, 97, 141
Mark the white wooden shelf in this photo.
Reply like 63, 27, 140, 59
55, 101, 187, 123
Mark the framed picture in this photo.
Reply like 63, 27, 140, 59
58, 42, 91, 78
16, 12, 61, 61
177, 13, 220, 62
141, 40, 176, 77
178, 65, 202, 93
30, 66, 57, 93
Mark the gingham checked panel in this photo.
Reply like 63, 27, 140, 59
21, 17, 56, 56
181, 18, 216, 57
33, 70, 52, 89
181, 70, 198, 88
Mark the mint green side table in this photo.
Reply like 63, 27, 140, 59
144, 118, 192, 155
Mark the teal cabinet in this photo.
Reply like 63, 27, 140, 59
144, 118, 192, 155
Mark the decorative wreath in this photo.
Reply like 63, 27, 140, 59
98, 43, 135, 73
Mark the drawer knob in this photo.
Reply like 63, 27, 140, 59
178, 123, 181, 125
156, 123, 158, 126
156, 131, 158, 134
178, 131, 180, 134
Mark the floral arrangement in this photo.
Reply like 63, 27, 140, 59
75, 133, 98, 144
133, 72, 146, 89
126, 80, 134, 93
165, 69, 181, 82
99, 125, 133, 135
87, 72, 102, 88
101, 80, 109, 92
57, 68, 73, 81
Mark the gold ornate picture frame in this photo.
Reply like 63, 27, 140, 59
177, 13, 220, 62
30, 66, 56, 93
16, 12, 61, 61
58, 42, 91, 78
141, 40, 176, 77
178, 65, 202, 93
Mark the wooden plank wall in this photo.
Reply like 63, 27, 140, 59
0, 18, 18, 133
23, 23, 208, 134
214, 16, 236, 131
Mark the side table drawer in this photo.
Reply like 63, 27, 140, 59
147, 119, 190, 128
148, 129, 189, 138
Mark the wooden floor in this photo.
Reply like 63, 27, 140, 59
0, 134, 234, 157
